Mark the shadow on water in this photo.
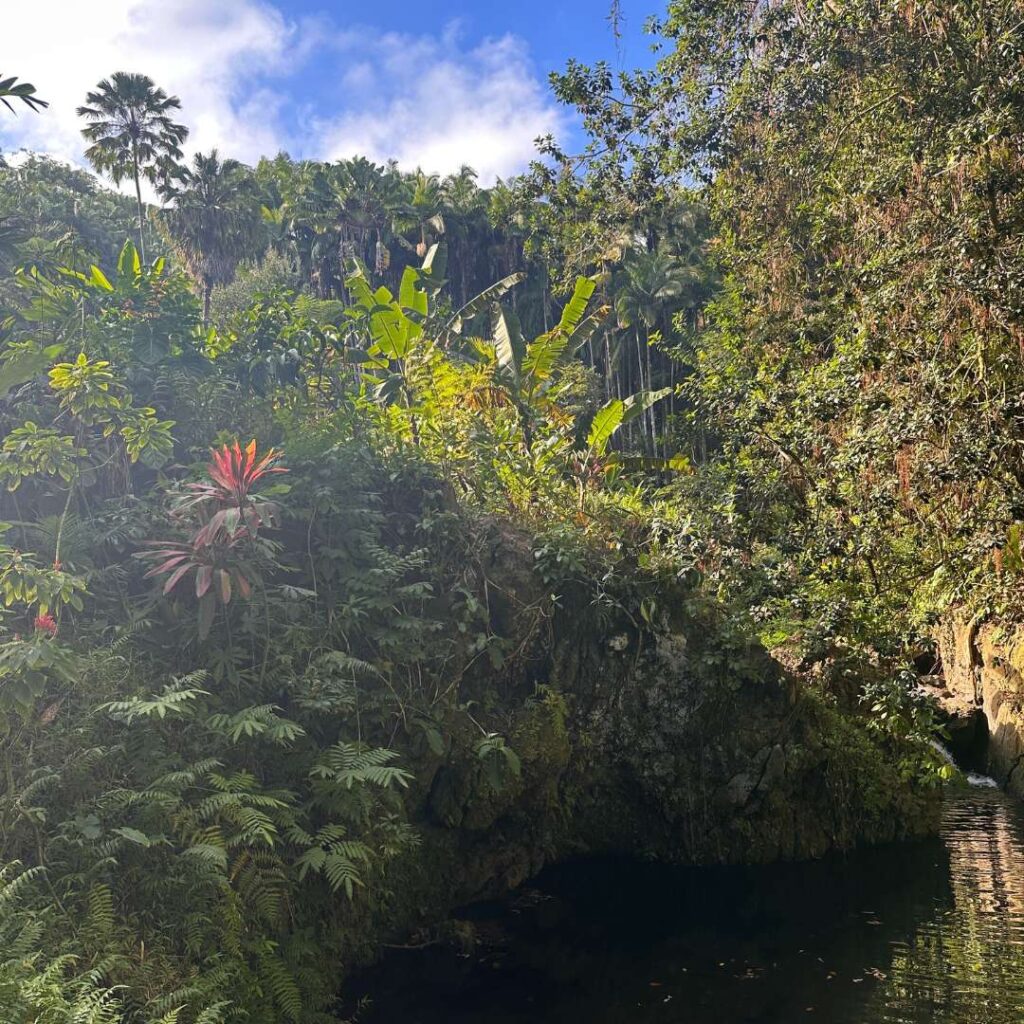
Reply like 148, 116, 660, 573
352, 788, 1024, 1023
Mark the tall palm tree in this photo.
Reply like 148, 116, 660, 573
273, 161, 342, 298
158, 150, 263, 324
613, 250, 700, 454
398, 170, 445, 258
613, 251, 693, 335
331, 157, 405, 278
442, 165, 489, 305
77, 72, 188, 264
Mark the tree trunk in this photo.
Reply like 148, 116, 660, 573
132, 141, 147, 265
646, 339, 656, 453
604, 331, 613, 403
635, 329, 647, 453
667, 359, 675, 460
203, 278, 212, 328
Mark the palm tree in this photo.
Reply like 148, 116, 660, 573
613, 250, 699, 454
0, 73, 47, 114
442, 165, 489, 306
613, 251, 693, 335
272, 161, 342, 298
158, 150, 263, 324
398, 170, 445, 258
331, 157, 406, 279
77, 72, 188, 264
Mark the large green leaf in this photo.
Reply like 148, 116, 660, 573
346, 267, 413, 359
492, 304, 525, 384
345, 268, 376, 311
556, 276, 597, 335
117, 239, 141, 279
620, 387, 672, 427
399, 266, 428, 318
522, 281, 606, 389
369, 307, 411, 360
586, 387, 671, 456
567, 311, 608, 354
89, 265, 114, 292
586, 399, 624, 454
0, 344, 64, 400
441, 273, 525, 343
522, 330, 570, 388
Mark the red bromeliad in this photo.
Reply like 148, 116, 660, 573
138, 441, 287, 638
190, 440, 286, 508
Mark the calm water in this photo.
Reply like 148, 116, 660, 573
354, 786, 1024, 1023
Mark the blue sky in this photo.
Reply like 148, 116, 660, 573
2, 0, 658, 184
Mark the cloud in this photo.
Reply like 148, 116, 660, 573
1, 0, 299, 167
0, 0, 566, 185
316, 31, 567, 182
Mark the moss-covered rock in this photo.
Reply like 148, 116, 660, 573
352, 537, 940, 971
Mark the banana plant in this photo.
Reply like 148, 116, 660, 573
584, 390, 672, 460
573, 388, 688, 510
480, 275, 608, 452
345, 244, 446, 439
437, 270, 526, 347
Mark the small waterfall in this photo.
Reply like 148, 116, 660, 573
931, 738, 999, 788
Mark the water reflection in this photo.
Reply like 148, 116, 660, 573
865, 790, 1024, 1022
355, 789, 1024, 1023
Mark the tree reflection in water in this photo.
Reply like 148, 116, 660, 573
866, 790, 1024, 1022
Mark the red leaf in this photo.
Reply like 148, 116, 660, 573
217, 569, 232, 604
196, 564, 213, 598
144, 554, 188, 578
242, 439, 256, 482
192, 508, 228, 548
164, 562, 193, 594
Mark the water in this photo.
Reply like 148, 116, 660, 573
353, 787, 1024, 1023
931, 738, 1000, 789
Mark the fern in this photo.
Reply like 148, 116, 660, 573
257, 947, 303, 1023
104, 684, 208, 722
206, 704, 305, 746
231, 848, 290, 926
310, 743, 412, 791
85, 883, 115, 940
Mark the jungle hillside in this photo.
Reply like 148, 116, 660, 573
1, 1, 1024, 1021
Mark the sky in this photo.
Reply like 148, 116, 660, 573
1, 0, 658, 185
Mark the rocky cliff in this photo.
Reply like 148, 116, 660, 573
935, 613, 1024, 795
358, 529, 943, 960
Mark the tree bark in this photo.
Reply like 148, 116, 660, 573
132, 139, 147, 265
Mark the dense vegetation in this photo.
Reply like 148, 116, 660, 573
550, 0, 1024, 677
3, 0, 1021, 1016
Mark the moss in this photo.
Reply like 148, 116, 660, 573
320, 537, 942, 991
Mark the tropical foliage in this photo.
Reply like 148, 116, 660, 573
0, 73, 47, 114
3, 0, 1012, 1012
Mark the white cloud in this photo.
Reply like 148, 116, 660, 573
317, 31, 567, 182
0, 0, 566, 185
1, 0, 299, 168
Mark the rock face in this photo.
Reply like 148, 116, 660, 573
935, 613, 1024, 795
566, 622, 937, 866
342, 522, 941, 970
370, 559, 941, 958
